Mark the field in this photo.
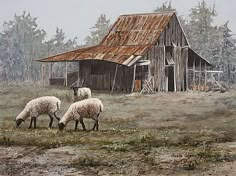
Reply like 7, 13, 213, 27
0, 85, 236, 176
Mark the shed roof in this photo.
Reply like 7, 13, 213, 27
39, 11, 176, 65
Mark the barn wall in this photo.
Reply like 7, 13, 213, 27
148, 46, 165, 91
79, 61, 133, 92
157, 15, 188, 46
147, 46, 187, 92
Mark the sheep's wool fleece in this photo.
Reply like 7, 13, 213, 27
76, 87, 91, 101
16, 96, 61, 120
61, 98, 103, 124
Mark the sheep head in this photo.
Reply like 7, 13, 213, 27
16, 119, 24, 128
58, 122, 65, 130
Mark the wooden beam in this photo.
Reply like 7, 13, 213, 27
111, 64, 118, 93
41, 63, 46, 86
65, 61, 68, 87
199, 60, 201, 86
185, 50, 189, 91
174, 64, 176, 92
131, 64, 137, 92
49, 62, 53, 79
193, 56, 196, 89
204, 62, 207, 87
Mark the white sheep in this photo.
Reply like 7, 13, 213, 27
58, 98, 103, 131
73, 87, 91, 102
15, 96, 61, 129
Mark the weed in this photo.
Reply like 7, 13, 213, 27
102, 142, 130, 152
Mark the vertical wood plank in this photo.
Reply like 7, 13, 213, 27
204, 62, 207, 87
111, 64, 118, 93
193, 56, 196, 89
65, 61, 68, 87
131, 64, 136, 92
185, 49, 189, 91
199, 60, 201, 87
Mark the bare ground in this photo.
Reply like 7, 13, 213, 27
0, 85, 236, 175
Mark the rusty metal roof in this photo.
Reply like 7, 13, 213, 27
38, 11, 175, 65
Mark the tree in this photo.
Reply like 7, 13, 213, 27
154, 1, 174, 12
46, 28, 79, 78
217, 22, 236, 82
0, 12, 46, 82
84, 14, 111, 46
185, 0, 217, 60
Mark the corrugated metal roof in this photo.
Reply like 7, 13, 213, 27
100, 12, 174, 46
39, 45, 152, 65
38, 11, 175, 65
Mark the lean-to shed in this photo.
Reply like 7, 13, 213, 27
38, 11, 212, 92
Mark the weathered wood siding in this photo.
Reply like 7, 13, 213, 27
79, 61, 133, 92
157, 15, 188, 46
148, 46, 165, 91
173, 46, 185, 91
147, 46, 188, 92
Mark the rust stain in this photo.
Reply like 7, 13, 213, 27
38, 11, 175, 65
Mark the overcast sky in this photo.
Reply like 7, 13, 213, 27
0, 0, 235, 44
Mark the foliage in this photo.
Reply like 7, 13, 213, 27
0, 12, 80, 83
84, 14, 111, 46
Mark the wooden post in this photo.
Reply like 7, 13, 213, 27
49, 62, 53, 78
111, 64, 118, 93
204, 62, 207, 88
174, 64, 176, 92
186, 51, 189, 91
165, 67, 168, 92
131, 64, 137, 92
199, 60, 201, 87
193, 56, 196, 89
41, 63, 46, 86
65, 61, 68, 87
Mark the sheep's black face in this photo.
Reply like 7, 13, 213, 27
16, 119, 24, 128
58, 122, 65, 130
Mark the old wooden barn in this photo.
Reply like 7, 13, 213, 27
38, 11, 212, 93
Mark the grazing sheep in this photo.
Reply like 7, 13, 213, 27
58, 98, 103, 131
73, 87, 91, 102
15, 96, 61, 129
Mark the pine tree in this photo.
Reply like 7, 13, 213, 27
84, 14, 111, 46
185, 0, 217, 60
218, 22, 236, 82
154, 1, 174, 12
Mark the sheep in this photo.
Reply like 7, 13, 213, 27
72, 87, 91, 102
15, 96, 61, 129
58, 98, 103, 131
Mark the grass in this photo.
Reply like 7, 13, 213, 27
0, 85, 236, 175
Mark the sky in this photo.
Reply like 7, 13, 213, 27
0, 0, 235, 44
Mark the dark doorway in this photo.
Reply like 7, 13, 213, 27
168, 66, 174, 91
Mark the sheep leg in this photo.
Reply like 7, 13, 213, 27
74, 120, 79, 130
92, 113, 100, 131
29, 117, 33, 129
92, 119, 99, 131
33, 117, 37, 129
96, 120, 99, 131
79, 118, 86, 131
48, 114, 54, 128
53, 112, 60, 121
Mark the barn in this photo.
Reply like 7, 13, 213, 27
38, 11, 212, 93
